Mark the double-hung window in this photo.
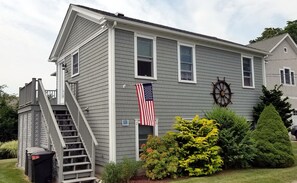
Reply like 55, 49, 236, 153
135, 35, 156, 79
135, 119, 158, 160
178, 43, 196, 83
241, 56, 254, 88
280, 67, 295, 85
71, 51, 79, 77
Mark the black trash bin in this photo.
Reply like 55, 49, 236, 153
31, 151, 55, 183
25, 147, 44, 180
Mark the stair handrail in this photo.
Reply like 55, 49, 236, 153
64, 82, 98, 176
37, 79, 65, 182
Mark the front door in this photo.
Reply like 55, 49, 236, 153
57, 61, 65, 104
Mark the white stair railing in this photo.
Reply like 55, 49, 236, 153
64, 82, 98, 177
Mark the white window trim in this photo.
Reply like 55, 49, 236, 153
281, 67, 296, 86
71, 50, 80, 77
134, 33, 157, 80
178, 42, 197, 83
241, 55, 255, 89
135, 119, 158, 161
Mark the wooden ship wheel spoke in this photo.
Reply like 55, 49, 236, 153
211, 77, 233, 107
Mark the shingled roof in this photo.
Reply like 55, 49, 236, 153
248, 33, 288, 52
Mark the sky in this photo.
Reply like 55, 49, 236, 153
1, 0, 297, 94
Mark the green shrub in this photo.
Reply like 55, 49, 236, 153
102, 162, 122, 183
102, 158, 141, 183
140, 133, 180, 180
0, 140, 18, 159
174, 115, 222, 176
120, 158, 142, 182
252, 104, 294, 168
205, 107, 256, 168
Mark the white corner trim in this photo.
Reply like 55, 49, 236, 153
108, 26, 116, 162
177, 42, 197, 83
241, 55, 255, 89
134, 33, 157, 80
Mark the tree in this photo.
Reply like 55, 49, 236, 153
205, 107, 255, 169
249, 20, 297, 44
252, 104, 294, 168
0, 85, 18, 142
249, 28, 284, 43
253, 85, 293, 129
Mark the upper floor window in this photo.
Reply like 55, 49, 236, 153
241, 56, 254, 88
280, 67, 295, 85
71, 51, 79, 77
135, 35, 156, 80
178, 43, 196, 83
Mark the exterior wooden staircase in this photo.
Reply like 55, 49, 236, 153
54, 109, 96, 183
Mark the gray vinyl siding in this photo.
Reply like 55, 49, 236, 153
64, 30, 109, 165
114, 28, 263, 161
61, 15, 101, 56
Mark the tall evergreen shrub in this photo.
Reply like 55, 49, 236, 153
253, 85, 293, 129
252, 104, 294, 168
205, 107, 255, 168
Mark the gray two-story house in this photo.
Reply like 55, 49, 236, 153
18, 4, 267, 183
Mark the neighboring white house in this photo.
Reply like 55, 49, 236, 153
249, 33, 297, 125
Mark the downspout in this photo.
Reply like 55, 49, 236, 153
263, 55, 268, 87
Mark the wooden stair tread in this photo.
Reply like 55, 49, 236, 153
62, 176, 96, 183
63, 162, 90, 167
63, 154, 87, 159
63, 169, 93, 175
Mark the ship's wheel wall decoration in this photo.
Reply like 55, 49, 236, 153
211, 77, 233, 107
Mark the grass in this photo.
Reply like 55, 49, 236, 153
172, 141, 297, 183
0, 159, 29, 183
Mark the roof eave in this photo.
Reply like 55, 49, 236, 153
104, 16, 268, 56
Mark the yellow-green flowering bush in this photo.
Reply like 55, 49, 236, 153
174, 116, 223, 176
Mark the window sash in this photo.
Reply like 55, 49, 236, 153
180, 45, 194, 81
291, 72, 295, 85
285, 68, 290, 84
136, 36, 154, 78
72, 52, 79, 76
280, 70, 284, 84
242, 57, 253, 87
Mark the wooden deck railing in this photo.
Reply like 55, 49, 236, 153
19, 78, 57, 108
19, 78, 37, 107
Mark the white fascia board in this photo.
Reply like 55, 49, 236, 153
49, 4, 107, 62
49, 5, 74, 62
104, 16, 268, 56
269, 34, 290, 53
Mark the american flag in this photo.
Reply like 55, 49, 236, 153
135, 83, 155, 126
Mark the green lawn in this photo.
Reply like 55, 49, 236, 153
173, 141, 297, 183
0, 159, 29, 183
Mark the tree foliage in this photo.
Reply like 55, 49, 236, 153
253, 85, 293, 129
249, 20, 297, 43
205, 107, 255, 169
0, 85, 18, 142
252, 104, 294, 168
